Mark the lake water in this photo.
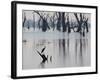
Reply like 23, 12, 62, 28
22, 31, 91, 70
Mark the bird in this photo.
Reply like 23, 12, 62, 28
37, 47, 48, 62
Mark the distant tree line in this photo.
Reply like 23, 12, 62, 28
23, 11, 90, 37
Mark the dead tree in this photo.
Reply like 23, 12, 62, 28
23, 12, 26, 27
70, 20, 75, 32
33, 11, 50, 32
74, 13, 83, 32
83, 16, 89, 33
38, 17, 42, 29
32, 12, 35, 30
27, 20, 30, 30
56, 12, 62, 31
50, 13, 57, 31
62, 12, 66, 32
66, 14, 71, 33
74, 13, 89, 36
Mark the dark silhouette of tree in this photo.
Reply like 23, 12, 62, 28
49, 13, 57, 31
70, 19, 76, 32
33, 11, 50, 32
38, 17, 42, 29
62, 12, 66, 32
23, 11, 90, 34
57, 12, 62, 31
27, 20, 30, 30
83, 17, 89, 32
23, 12, 26, 27
74, 13, 89, 36
56, 12, 67, 32
74, 13, 83, 32
32, 12, 35, 30
66, 14, 71, 33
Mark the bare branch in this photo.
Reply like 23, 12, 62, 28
74, 13, 80, 24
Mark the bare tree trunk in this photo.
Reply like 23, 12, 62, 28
23, 12, 26, 27
38, 17, 42, 30
74, 13, 83, 32
62, 12, 66, 32
52, 16, 55, 31
32, 13, 35, 30
27, 20, 30, 30
67, 15, 71, 33
57, 12, 61, 31
84, 19, 89, 32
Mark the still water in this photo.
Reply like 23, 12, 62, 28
22, 32, 91, 70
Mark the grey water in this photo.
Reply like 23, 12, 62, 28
22, 31, 91, 70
